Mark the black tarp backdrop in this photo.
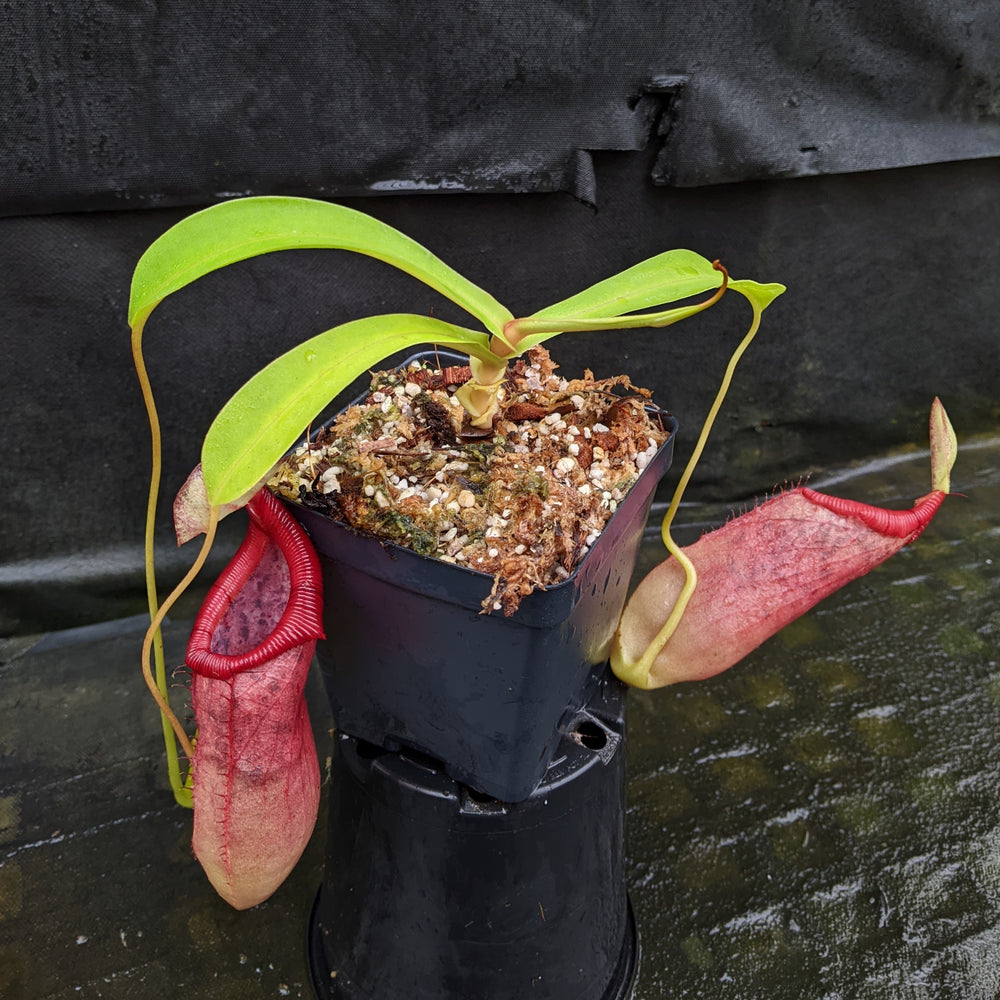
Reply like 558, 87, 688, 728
4, 1, 999, 208
1, 1, 998, 633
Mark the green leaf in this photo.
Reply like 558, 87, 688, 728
528, 249, 723, 321
128, 196, 513, 335
201, 314, 489, 504
507, 261, 786, 355
508, 297, 728, 353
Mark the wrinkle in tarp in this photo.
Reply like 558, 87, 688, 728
3, 0, 998, 215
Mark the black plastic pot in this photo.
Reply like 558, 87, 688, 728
288, 351, 676, 801
308, 674, 637, 1000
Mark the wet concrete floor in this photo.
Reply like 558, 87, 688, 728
627, 433, 1000, 999
1, 434, 997, 999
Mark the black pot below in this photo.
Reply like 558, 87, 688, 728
308, 674, 638, 1000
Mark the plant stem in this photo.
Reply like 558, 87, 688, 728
133, 312, 214, 808
139, 506, 220, 805
632, 274, 766, 686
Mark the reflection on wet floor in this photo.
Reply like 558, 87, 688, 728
627, 435, 1000, 999
1, 435, 997, 998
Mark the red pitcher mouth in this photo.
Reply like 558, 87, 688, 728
186, 487, 324, 679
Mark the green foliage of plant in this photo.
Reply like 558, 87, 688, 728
199, 314, 489, 504
130, 196, 779, 509
129, 195, 784, 802
128, 196, 513, 335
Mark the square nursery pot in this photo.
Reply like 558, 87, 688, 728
286, 351, 676, 801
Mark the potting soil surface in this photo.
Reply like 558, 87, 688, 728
269, 345, 668, 615
2, 434, 998, 999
